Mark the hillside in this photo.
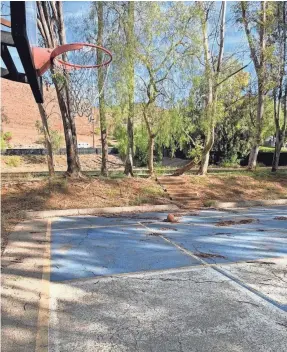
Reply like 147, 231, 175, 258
1, 78, 104, 148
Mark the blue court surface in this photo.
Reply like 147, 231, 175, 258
51, 206, 287, 282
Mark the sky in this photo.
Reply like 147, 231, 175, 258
1, 1, 251, 82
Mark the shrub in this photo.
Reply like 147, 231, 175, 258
5, 156, 21, 167
1, 131, 12, 150
35, 120, 63, 152
94, 127, 100, 135
3, 131, 12, 143
203, 200, 216, 208
220, 155, 240, 168
1, 136, 7, 151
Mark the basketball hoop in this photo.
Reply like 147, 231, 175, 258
32, 43, 112, 121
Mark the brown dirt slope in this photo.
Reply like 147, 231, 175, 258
1, 79, 103, 147
159, 172, 287, 208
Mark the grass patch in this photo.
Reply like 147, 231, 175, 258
142, 184, 165, 197
187, 169, 287, 205
259, 146, 287, 152
203, 200, 216, 208
5, 156, 21, 167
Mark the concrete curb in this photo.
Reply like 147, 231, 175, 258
25, 204, 180, 219
214, 199, 287, 209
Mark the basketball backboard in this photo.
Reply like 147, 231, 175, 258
1, 1, 43, 103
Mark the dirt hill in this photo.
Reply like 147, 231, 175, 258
1, 78, 103, 148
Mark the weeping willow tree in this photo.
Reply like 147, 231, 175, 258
124, 1, 135, 176
135, 2, 197, 176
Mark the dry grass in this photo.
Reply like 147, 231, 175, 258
189, 171, 287, 202
216, 219, 256, 227
1, 154, 124, 172
1, 176, 169, 252
2, 170, 287, 252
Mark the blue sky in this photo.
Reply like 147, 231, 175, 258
1, 1, 251, 78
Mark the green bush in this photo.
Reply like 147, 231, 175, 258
1, 136, 7, 151
220, 155, 240, 168
94, 127, 100, 135
1, 131, 12, 150
203, 200, 216, 208
3, 131, 12, 143
35, 121, 63, 152
50, 130, 63, 152
5, 156, 21, 167
113, 123, 127, 160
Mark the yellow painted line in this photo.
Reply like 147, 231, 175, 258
35, 219, 51, 352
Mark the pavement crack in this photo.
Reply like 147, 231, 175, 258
236, 300, 260, 307
122, 277, 227, 284
270, 270, 287, 284
258, 282, 285, 288
276, 321, 287, 328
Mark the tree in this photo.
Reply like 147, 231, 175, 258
37, 1, 82, 177
136, 2, 196, 176
37, 104, 55, 176
214, 67, 251, 164
271, 2, 287, 172
240, 1, 270, 170
173, 2, 228, 176
88, 2, 135, 175
123, 1, 135, 176
97, 2, 108, 176
197, 1, 226, 175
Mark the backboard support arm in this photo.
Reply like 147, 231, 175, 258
10, 1, 43, 103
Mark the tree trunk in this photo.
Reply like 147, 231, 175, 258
272, 3, 286, 172
272, 87, 282, 172
242, 2, 266, 171
273, 83, 287, 171
37, 2, 82, 178
124, 1, 135, 177
97, 2, 108, 177
37, 103, 55, 176
173, 160, 194, 176
248, 145, 259, 169
198, 150, 210, 176
248, 84, 264, 170
272, 137, 283, 172
148, 135, 155, 176
54, 84, 81, 177
198, 126, 214, 175
124, 117, 134, 176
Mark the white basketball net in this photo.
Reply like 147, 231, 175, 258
52, 45, 111, 122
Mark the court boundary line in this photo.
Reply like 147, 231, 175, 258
35, 219, 51, 352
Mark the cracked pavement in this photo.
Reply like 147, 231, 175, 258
48, 267, 287, 352
2, 206, 287, 351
